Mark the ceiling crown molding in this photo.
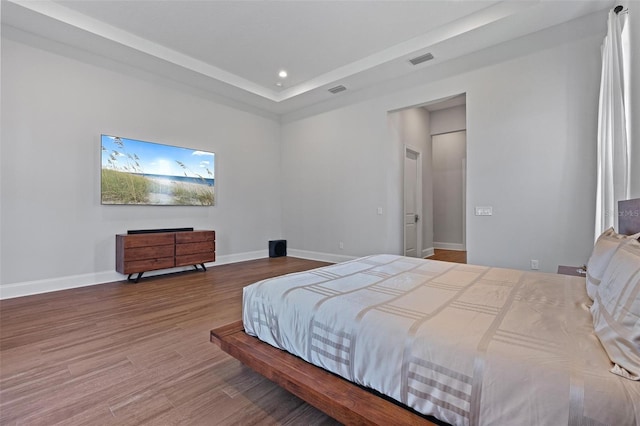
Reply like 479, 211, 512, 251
2, 0, 613, 115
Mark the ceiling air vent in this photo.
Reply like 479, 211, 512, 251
328, 85, 347, 94
409, 52, 434, 66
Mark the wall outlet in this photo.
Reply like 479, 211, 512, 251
530, 259, 539, 270
339, 242, 344, 250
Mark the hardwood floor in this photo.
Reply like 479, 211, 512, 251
0, 257, 341, 426
425, 249, 467, 264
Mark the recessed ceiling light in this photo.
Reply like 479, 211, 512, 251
278, 70, 288, 79
275, 82, 283, 87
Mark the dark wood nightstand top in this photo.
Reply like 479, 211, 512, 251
557, 265, 587, 277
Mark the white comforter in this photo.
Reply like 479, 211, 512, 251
243, 254, 640, 426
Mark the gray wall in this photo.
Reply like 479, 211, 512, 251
3, 7, 635, 297
432, 131, 466, 249
388, 104, 468, 257
1, 37, 283, 297
280, 14, 605, 272
430, 105, 467, 251
388, 107, 434, 257
431, 105, 466, 136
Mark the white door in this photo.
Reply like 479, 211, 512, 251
404, 147, 421, 257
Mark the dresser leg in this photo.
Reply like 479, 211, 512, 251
127, 272, 144, 283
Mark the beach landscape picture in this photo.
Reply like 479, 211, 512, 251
101, 135, 215, 206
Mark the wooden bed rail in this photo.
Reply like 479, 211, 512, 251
211, 321, 439, 426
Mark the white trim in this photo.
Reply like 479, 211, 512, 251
287, 249, 357, 264
403, 145, 423, 258
213, 250, 267, 265
433, 242, 466, 251
422, 247, 435, 258
462, 155, 467, 251
0, 250, 269, 300
0, 270, 122, 300
0, 249, 361, 300
7, 0, 531, 104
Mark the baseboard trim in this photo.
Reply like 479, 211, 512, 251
0, 250, 270, 300
422, 247, 435, 258
433, 242, 466, 251
0, 249, 356, 300
0, 271, 123, 300
287, 249, 357, 264
213, 250, 268, 266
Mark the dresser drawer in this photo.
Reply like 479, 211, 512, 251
122, 257, 175, 274
124, 244, 175, 261
175, 241, 215, 256
175, 230, 215, 244
176, 252, 215, 267
120, 233, 175, 248
116, 230, 215, 280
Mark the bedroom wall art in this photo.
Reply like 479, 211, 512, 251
101, 134, 215, 206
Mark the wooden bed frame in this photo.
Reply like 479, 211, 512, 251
211, 198, 640, 426
210, 321, 440, 425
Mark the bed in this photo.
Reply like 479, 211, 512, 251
211, 199, 640, 426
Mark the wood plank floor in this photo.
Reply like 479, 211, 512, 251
0, 257, 341, 426
426, 249, 467, 264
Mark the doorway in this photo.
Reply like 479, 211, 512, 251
395, 94, 467, 260
432, 130, 466, 252
404, 146, 422, 257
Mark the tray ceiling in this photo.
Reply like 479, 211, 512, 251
1, 0, 613, 115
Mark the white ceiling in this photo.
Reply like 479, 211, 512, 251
1, 0, 613, 116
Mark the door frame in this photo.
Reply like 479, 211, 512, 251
462, 156, 467, 251
403, 145, 423, 257
431, 130, 467, 252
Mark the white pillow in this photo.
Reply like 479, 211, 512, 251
591, 238, 640, 380
586, 228, 640, 300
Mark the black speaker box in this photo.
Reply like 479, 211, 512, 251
128, 227, 193, 234
269, 240, 287, 258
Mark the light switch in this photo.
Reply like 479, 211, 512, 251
475, 206, 493, 216
377, 207, 383, 215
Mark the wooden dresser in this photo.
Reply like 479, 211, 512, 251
116, 230, 215, 282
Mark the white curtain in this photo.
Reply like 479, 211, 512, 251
595, 8, 630, 238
